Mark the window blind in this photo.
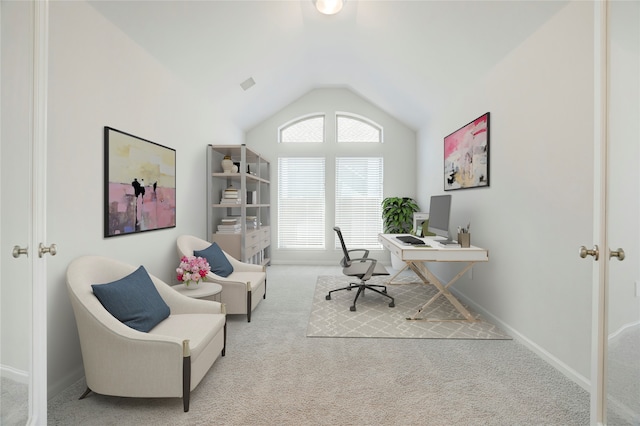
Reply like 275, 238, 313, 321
335, 157, 383, 249
278, 157, 326, 249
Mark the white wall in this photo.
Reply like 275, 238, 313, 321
45, 1, 243, 395
246, 87, 417, 265
417, 1, 594, 384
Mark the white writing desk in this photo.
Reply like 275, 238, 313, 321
378, 233, 489, 322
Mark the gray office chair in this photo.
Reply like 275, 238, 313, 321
326, 227, 394, 312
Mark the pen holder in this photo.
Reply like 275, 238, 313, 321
458, 233, 470, 248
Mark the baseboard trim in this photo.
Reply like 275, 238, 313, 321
1, 364, 28, 384
451, 287, 591, 392
48, 365, 85, 400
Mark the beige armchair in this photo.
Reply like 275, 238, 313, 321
177, 235, 266, 322
66, 256, 226, 412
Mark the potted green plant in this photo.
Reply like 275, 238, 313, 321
382, 197, 420, 270
382, 197, 420, 234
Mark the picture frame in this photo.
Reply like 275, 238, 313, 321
444, 112, 490, 191
104, 127, 176, 237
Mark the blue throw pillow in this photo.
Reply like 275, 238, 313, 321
91, 266, 170, 332
194, 242, 234, 278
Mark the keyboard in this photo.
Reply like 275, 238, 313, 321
396, 235, 426, 245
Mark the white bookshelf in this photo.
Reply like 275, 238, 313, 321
206, 144, 270, 265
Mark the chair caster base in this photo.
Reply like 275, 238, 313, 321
350, 306, 356, 312
389, 302, 395, 308
325, 295, 331, 300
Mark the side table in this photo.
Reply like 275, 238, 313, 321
173, 281, 222, 302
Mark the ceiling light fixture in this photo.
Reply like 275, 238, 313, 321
314, 0, 344, 15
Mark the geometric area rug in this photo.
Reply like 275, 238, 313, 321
306, 275, 511, 340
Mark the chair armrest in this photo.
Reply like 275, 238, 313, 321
205, 272, 246, 285
348, 257, 377, 280
166, 292, 225, 315
204, 272, 264, 292
223, 252, 265, 273
347, 248, 369, 259
153, 277, 225, 315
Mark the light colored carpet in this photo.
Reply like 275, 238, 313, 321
307, 275, 511, 339
1, 377, 28, 426
48, 265, 589, 425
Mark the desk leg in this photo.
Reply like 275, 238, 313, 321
407, 262, 477, 322
386, 263, 423, 285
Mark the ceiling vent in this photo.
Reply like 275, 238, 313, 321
240, 77, 256, 91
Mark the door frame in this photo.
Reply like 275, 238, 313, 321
29, 0, 49, 424
590, 1, 609, 424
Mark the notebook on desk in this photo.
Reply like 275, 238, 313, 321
395, 235, 427, 245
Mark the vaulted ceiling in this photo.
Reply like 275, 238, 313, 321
89, 0, 568, 131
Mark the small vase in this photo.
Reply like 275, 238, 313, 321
184, 280, 199, 288
221, 156, 234, 173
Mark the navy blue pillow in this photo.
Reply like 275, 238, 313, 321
91, 266, 170, 332
194, 242, 234, 278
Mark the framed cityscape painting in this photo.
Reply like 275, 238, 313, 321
104, 127, 176, 237
444, 112, 490, 191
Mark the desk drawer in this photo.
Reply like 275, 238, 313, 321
245, 243, 260, 259
388, 244, 403, 259
245, 230, 260, 245
260, 226, 270, 239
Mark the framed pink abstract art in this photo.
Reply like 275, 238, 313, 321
104, 127, 176, 237
444, 112, 490, 191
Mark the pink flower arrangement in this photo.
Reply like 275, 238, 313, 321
176, 256, 211, 286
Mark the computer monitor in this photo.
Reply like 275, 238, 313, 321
427, 194, 452, 241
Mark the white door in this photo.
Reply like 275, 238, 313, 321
605, 1, 639, 424
590, 1, 640, 425
1, 1, 49, 424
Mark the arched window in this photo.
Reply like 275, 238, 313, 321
336, 113, 382, 143
279, 114, 325, 143
276, 112, 384, 250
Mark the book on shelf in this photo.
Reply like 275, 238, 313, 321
222, 188, 239, 199
217, 224, 241, 231
216, 230, 241, 234
220, 198, 241, 205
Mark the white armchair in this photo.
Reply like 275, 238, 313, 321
66, 256, 226, 412
177, 235, 266, 322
